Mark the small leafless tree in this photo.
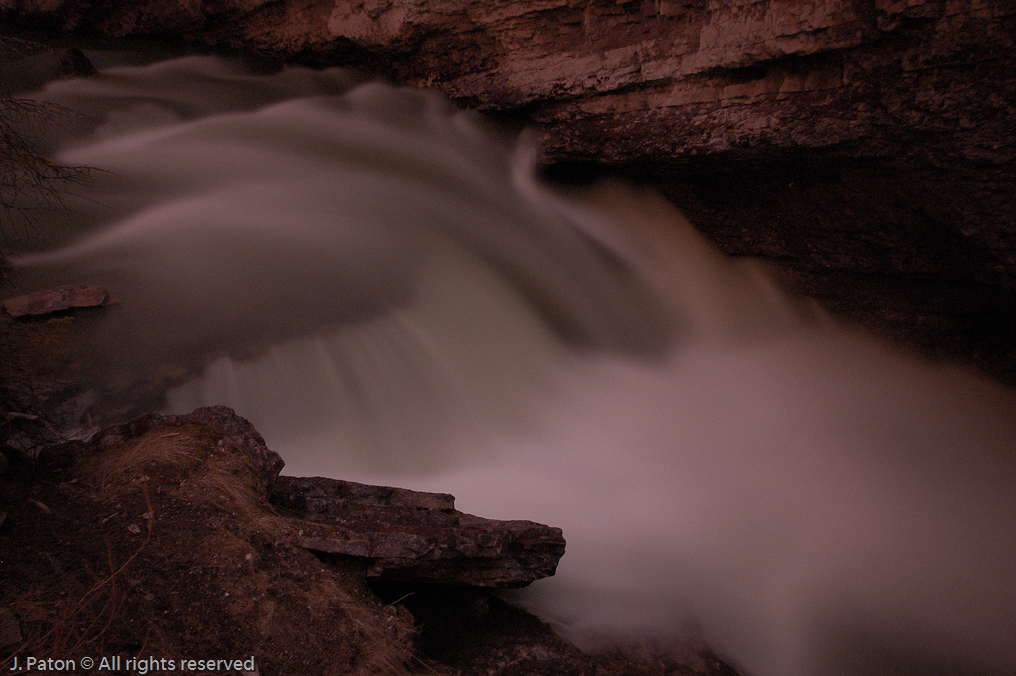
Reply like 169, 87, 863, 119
0, 39, 98, 425
0, 37, 93, 254
1, 98, 92, 236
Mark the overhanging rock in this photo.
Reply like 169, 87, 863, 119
271, 475, 566, 588
70, 406, 565, 589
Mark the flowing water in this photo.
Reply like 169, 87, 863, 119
7, 55, 1016, 676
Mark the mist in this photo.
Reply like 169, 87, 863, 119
10, 55, 1016, 676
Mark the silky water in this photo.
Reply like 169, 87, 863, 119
9, 55, 1015, 676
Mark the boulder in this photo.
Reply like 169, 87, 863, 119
58, 47, 96, 78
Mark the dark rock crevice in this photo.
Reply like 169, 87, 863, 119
541, 151, 1016, 383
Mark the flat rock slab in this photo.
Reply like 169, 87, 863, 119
272, 475, 566, 588
2, 284, 116, 317
72, 406, 565, 589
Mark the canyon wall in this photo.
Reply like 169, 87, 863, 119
3, 1, 1013, 162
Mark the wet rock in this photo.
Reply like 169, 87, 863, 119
378, 587, 744, 676
2, 285, 116, 318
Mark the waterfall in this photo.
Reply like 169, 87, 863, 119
9, 54, 1016, 676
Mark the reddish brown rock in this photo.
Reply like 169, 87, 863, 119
7, 406, 418, 675
272, 475, 566, 587
75, 406, 566, 589
1, 1, 1012, 165
2, 284, 116, 317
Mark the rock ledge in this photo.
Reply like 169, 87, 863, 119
273, 475, 565, 587
78, 405, 566, 589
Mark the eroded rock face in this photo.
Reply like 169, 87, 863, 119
4, 1, 1012, 163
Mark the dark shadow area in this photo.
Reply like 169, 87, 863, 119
542, 153, 1016, 387
370, 582, 744, 676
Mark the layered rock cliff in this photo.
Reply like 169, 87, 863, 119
3, 1, 1011, 161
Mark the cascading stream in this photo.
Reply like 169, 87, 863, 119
8, 54, 1016, 676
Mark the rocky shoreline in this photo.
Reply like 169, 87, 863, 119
1, 392, 740, 675
0, 292, 738, 675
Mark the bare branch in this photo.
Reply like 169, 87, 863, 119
0, 38, 98, 253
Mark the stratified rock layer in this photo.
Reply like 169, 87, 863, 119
3, 1, 1012, 165
273, 475, 566, 587
65, 406, 566, 588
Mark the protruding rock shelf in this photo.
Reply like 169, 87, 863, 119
272, 475, 566, 587
74, 406, 565, 589
2, 284, 116, 318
